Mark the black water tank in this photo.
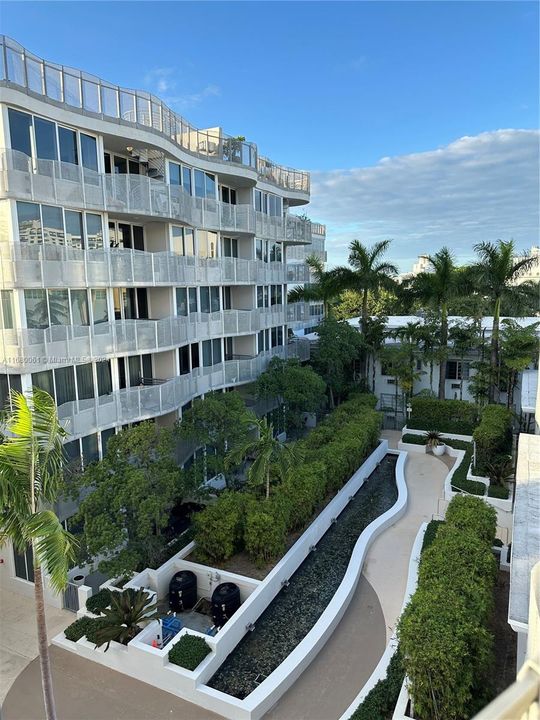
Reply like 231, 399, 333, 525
211, 582, 241, 627
169, 571, 197, 611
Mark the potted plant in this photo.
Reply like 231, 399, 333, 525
424, 430, 446, 456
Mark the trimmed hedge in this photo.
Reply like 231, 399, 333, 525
169, 634, 211, 670
86, 588, 112, 615
409, 398, 479, 435
422, 520, 444, 552
400, 433, 426, 446
64, 616, 95, 642
473, 405, 513, 476
350, 648, 404, 720
487, 484, 509, 499
193, 491, 250, 563
398, 495, 497, 720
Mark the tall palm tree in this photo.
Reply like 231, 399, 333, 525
225, 417, 299, 499
287, 254, 343, 317
449, 321, 480, 401
472, 240, 539, 401
0, 389, 76, 720
410, 247, 460, 400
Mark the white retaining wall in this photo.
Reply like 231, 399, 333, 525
401, 425, 473, 443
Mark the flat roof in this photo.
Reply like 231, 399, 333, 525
347, 315, 540, 334
521, 370, 538, 415
509, 433, 540, 627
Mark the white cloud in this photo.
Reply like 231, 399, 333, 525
143, 68, 221, 109
307, 130, 540, 271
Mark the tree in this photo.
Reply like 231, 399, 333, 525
176, 391, 253, 484
414, 314, 442, 394
75, 422, 194, 576
312, 317, 363, 407
361, 316, 388, 393
0, 389, 76, 720
225, 417, 299, 499
333, 287, 403, 320
471, 240, 539, 401
410, 247, 460, 400
380, 345, 421, 426
287, 254, 343, 317
499, 319, 540, 409
449, 321, 481, 401
255, 357, 326, 434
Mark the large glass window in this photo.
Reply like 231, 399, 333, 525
71, 290, 90, 326
128, 356, 141, 386
169, 162, 181, 186
32, 369, 54, 396
25, 289, 48, 329
58, 126, 78, 165
200, 287, 219, 314
17, 202, 41, 243
189, 288, 198, 314
54, 366, 76, 406
222, 237, 238, 258
201, 339, 222, 367
48, 290, 70, 325
80, 134, 98, 171
13, 545, 34, 582
92, 290, 108, 324
182, 166, 192, 195
8, 108, 32, 156
76, 363, 95, 400
86, 214, 103, 250
197, 230, 217, 259
65, 211, 84, 249
41, 205, 64, 245
96, 361, 112, 396
0, 291, 14, 329
176, 288, 188, 316
34, 117, 58, 161
0, 374, 21, 410
194, 170, 216, 199
179, 345, 190, 375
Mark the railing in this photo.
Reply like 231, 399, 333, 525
473, 562, 540, 720
0, 242, 303, 289
56, 342, 310, 439
0, 307, 287, 371
0, 36, 309, 193
286, 301, 324, 326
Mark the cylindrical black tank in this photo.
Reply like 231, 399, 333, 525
211, 582, 241, 627
169, 570, 197, 611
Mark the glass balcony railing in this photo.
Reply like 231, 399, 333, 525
55, 342, 310, 439
0, 243, 300, 289
0, 36, 309, 193
0, 306, 287, 372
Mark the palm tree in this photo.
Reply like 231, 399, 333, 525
93, 589, 157, 651
225, 417, 299, 499
361, 316, 388, 393
472, 240, 539, 401
287, 254, 343, 318
449, 321, 480, 401
410, 247, 460, 400
0, 389, 76, 720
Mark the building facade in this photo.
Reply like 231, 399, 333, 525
0, 38, 324, 508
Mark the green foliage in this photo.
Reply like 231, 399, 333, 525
92, 589, 157, 650
400, 433, 425, 445
312, 317, 363, 406
487, 484, 510, 499
244, 499, 288, 564
421, 520, 444, 552
398, 494, 497, 720
85, 617, 110, 645
64, 616, 95, 642
409, 397, 479, 434
473, 405, 513, 475
278, 461, 328, 530
256, 357, 326, 433
349, 648, 404, 720
86, 588, 112, 615
74, 422, 196, 577
168, 634, 211, 671
193, 491, 249, 563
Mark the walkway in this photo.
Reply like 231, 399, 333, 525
264, 431, 449, 720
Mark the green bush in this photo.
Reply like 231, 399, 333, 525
244, 500, 288, 564
350, 648, 404, 720
85, 617, 110, 645
193, 491, 249, 563
400, 433, 426, 445
168, 634, 211, 670
473, 405, 513, 476
86, 588, 112, 615
422, 520, 444, 552
64, 616, 95, 642
488, 484, 510, 499
443, 439, 486, 496
278, 461, 327, 530
445, 494, 497, 544
409, 398, 479, 434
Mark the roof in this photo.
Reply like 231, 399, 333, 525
347, 315, 540, 334
509, 433, 540, 627
521, 370, 539, 415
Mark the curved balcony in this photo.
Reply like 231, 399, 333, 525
56, 341, 310, 440
0, 306, 286, 372
0, 36, 309, 194
286, 301, 325, 328
0, 243, 295, 289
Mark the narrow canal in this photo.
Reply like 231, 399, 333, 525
208, 454, 398, 699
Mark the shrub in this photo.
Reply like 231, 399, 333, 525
85, 617, 110, 645
488, 484, 510, 499
409, 398, 479, 434
421, 520, 443, 552
350, 648, 404, 720
244, 500, 288, 564
86, 588, 112, 615
278, 461, 327, 530
473, 405, 513, 476
445, 494, 497, 545
64, 616, 95, 642
193, 491, 249, 563
169, 634, 211, 670
400, 433, 426, 445
444, 439, 486, 496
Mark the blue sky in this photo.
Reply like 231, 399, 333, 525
2, 1, 539, 268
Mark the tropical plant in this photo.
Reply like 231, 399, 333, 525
409, 247, 461, 399
471, 240, 539, 401
361, 316, 388, 393
499, 319, 540, 409
449, 321, 480, 401
485, 457, 513, 488
287, 254, 343, 317
225, 417, 299, 499
0, 389, 76, 720
424, 430, 444, 449
312, 317, 363, 407
92, 588, 157, 651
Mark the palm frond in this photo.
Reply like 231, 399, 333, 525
25, 510, 77, 593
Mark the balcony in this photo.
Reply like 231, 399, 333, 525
257, 156, 310, 196
0, 306, 287, 372
55, 341, 310, 439
286, 302, 325, 328
0, 242, 298, 289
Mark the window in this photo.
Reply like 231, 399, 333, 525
268, 194, 282, 217
13, 545, 34, 582
200, 286, 220, 314
194, 170, 216, 199
54, 366, 76, 406
96, 360, 112, 396
58, 126, 78, 165
101, 428, 115, 456
202, 338, 222, 367
65, 211, 84, 249
25, 289, 48, 329
71, 290, 90, 326
179, 345, 190, 375
34, 117, 57, 161
48, 290, 69, 325
172, 226, 194, 256
32, 369, 54, 396
86, 214, 103, 249
182, 166, 192, 195
8, 108, 32, 156
189, 288, 198, 314
133, 226, 144, 251
222, 237, 238, 258
271, 326, 284, 347
255, 190, 281, 217
223, 286, 232, 310
221, 186, 237, 205
92, 290, 108, 324
256, 239, 268, 262
176, 288, 188, 316
446, 361, 469, 381
0, 374, 22, 410
76, 363, 95, 400
169, 162, 181, 186
41, 205, 64, 245
17, 202, 41, 243
82, 434, 99, 465
224, 336, 234, 361
0, 291, 15, 329
271, 285, 283, 306
197, 230, 217, 259
269, 242, 282, 262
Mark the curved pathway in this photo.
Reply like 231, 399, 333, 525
263, 431, 450, 720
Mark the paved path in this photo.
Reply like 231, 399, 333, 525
0, 587, 72, 705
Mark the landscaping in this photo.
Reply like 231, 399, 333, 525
472, 404, 513, 475
407, 397, 479, 434
168, 634, 211, 671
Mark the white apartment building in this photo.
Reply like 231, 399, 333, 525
0, 36, 325, 587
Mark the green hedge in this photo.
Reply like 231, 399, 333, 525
487, 484, 509, 499
409, 398, 479, 435
400, 433, 426, 445
473, 405, 513, 476
349, 648, 404, 720
193, 396, 382, 564
64, 616, 95, 642
398, 495, 497, 720
169, 634, 211, 670
86, 588, 112, 615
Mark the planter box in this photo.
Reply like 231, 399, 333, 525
401, 425, 473, 443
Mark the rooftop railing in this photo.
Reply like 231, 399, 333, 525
0, 36, 309, 194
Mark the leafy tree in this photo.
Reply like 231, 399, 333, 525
449, 321, 481, 401
380, 345, 421, 424
409, 247, 460, 400
499, 319, 539, 408
0, 389, 76, 720
414, 314, 442, 394
225, 417, 299, 499
471, 240, 539, 401
334, 287, 403, 320
176, 391, 253, 484
75, 422, 194, 576
287, 254, 343, 317
255, 357, 326, 433
312, 317, 363, 407
361, 316, 387, 393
